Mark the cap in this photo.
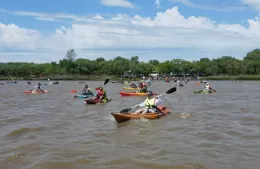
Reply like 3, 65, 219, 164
148, 92, 153, 96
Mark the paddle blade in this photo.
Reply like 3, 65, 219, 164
166, 87, 177, 94
71, 90, 78, 93
120, 108, 132, 114
104, 79, 110, 85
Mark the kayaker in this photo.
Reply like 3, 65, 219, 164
36, 83, 44, 93
205, 83, 212, 90
132, 92, 163, 115
138, 82, 143, 88
92, 87, 107, 100
82, 84, 90, 95
139, 83, 147, 93
82, 88, 94, 96
130, 82, 137, 88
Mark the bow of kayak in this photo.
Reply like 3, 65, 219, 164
119, 92, 157, 96
111, 106, 171, 123
24, 90, 48, 94
122, 87, 140, 90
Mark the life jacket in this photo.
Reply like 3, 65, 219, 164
97, 90, 104, 96
144, 98, 155, 108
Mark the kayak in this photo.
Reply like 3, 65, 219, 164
111, 106, 171, 123
74, 94, 94, 98
7, 81, 18, 84
84, 98, 112, 104
24, 90, 48, 94
119, 92, 157, 96
122, 87, 140, 90
193, 89, 216, 94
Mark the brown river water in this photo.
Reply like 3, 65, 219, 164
0, 80, 260, 169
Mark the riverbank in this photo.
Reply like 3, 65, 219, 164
0, 74, 144, 81
1, 74, 260, 81
0, 75, 120, 81
200, 75, 260, 80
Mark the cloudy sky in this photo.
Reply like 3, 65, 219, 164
0, 0, 260, 63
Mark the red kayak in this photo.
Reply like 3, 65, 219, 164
24, 90, 48, 94
84, 98, 112, 104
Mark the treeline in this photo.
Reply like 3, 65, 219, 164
0, 48, 260, 78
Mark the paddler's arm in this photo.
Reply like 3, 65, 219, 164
137, 101, 146, 107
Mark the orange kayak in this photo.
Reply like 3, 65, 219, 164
111, 106, 171, 123
119, 91, 157, 96
24, 90, 48, 94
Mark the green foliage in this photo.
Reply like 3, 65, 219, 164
244, 49, 260, 61
1, 48, 260, 78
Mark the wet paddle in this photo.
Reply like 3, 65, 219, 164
120, 87, 177, 114
95, 79, 110, 90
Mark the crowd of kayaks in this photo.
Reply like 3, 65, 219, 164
3, 78, 216, 123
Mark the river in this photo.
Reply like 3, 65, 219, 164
0, 80, 259, 169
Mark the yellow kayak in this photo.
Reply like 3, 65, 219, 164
122, 87, 140, 90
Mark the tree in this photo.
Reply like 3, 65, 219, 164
65, 49, 76, 62
149, 59, 159, 66
96, 57, 105, 62
244, 49, 260, 61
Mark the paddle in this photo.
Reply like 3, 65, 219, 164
95, 79, 110, 90
120, 87, 177, 114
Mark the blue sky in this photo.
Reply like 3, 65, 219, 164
0, 0, 260, 63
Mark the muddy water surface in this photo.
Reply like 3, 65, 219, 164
0, 80, 260, 169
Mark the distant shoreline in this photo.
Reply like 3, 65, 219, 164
199, 75, 260, 80
0, 75, 129, 81
1, 75, 260, 81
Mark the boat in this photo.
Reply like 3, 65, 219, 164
24, 90, 48, 94
111, 81, 118, 83
122, 87, 140, 90
119, 91, 157, 96
79, 81, 86, 84
7, 81, 18, 84
111, 106, 171, 123
193, 89, 216, 94
73, 94, 94, 98
84, 98, 112, 104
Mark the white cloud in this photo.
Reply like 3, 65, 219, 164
0, 7, 260, 63
0, 23, 41, 49
169, 0, 245, 11
155, 0, 161, 8
92, 15, 104, 20
100, 0, 134, 8
35, 16, 56, 21
243, 0, 260, 10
